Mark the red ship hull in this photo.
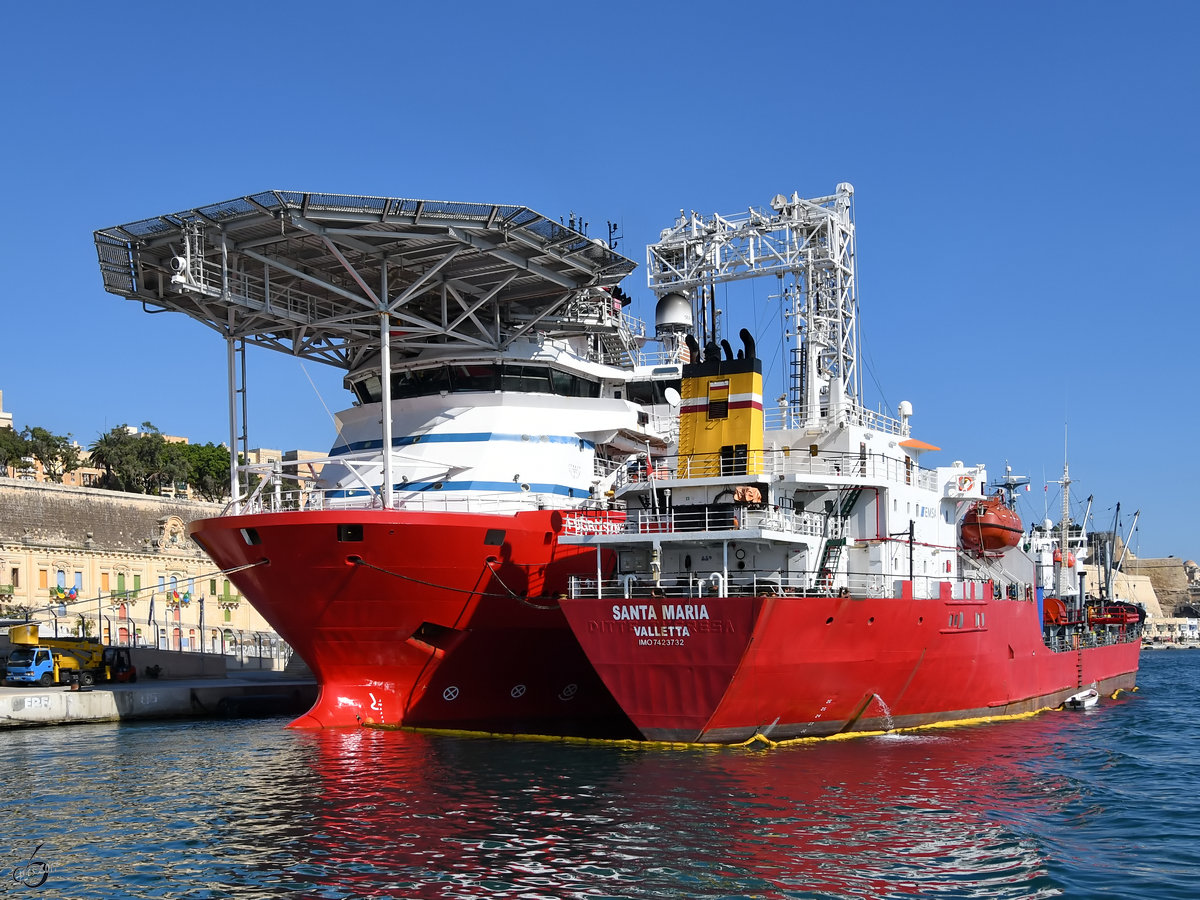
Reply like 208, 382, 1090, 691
560, 581, 1140, 743
189, 508, 634, 734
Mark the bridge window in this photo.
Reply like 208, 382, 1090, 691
501, 365, 552, 394
394, 366, 453, 398
627, 379, 681, 405
350, 364, 600, 402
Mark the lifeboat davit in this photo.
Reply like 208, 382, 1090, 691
960, 495, 1023, 553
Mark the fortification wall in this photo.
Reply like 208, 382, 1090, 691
1124, 556, 1191, 616
0, 478, 220, 552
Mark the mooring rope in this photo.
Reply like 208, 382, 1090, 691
347, 556, 561, 611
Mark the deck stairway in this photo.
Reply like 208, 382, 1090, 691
599, 331, 635, 367
816, 488, 864, 583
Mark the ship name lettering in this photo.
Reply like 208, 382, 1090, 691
612, 604, 657, 621
632, 625, 692, 638
660, 604, 709, 621
694, 619, 734, 634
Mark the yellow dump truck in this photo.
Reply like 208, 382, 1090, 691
4, 623, 136, 687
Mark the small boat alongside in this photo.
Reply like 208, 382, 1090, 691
1064, 688, 1100, 710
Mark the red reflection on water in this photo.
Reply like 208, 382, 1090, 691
289, 715, 1089, 899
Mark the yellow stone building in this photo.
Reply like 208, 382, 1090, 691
0, 478, 283, 663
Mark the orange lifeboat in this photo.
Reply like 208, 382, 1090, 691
960, 495, 1023, 553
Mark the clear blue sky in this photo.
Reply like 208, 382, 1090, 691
1, 2, 1196, 558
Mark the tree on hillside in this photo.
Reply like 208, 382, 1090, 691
24, 427, 81, 483
87, 423, 177, 494
91, 424, 230, 498
0, 426, 30, 471
181, 442, 230, 501
88, 426, 133, 490
128, 423, 188, 495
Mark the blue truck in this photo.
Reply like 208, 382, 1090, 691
4, 623, 136, 686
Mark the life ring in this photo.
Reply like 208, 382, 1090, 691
957, 475, 974, 492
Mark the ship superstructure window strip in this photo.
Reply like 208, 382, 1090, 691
349, 363, 602, 404
626, 379, 682, 405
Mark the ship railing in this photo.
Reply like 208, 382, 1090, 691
569, 570, 957, 600
556, 294, 646, 358
1042, 624, 1142, 653
227, 456, 378, 515
566, 570, 1045, 604
298, 490, 571, 515
626, 448, 938, 491
197, 254, 346, 329
569, 571, 825, 600
631, 348, 670, 367
594, 454, 629, 482
560, 506, 826, 538
762, 450, 939, 490
762, 403, 908, 436
230, 475, 574, 517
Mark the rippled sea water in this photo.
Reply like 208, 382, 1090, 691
3, 650, 1198, 899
